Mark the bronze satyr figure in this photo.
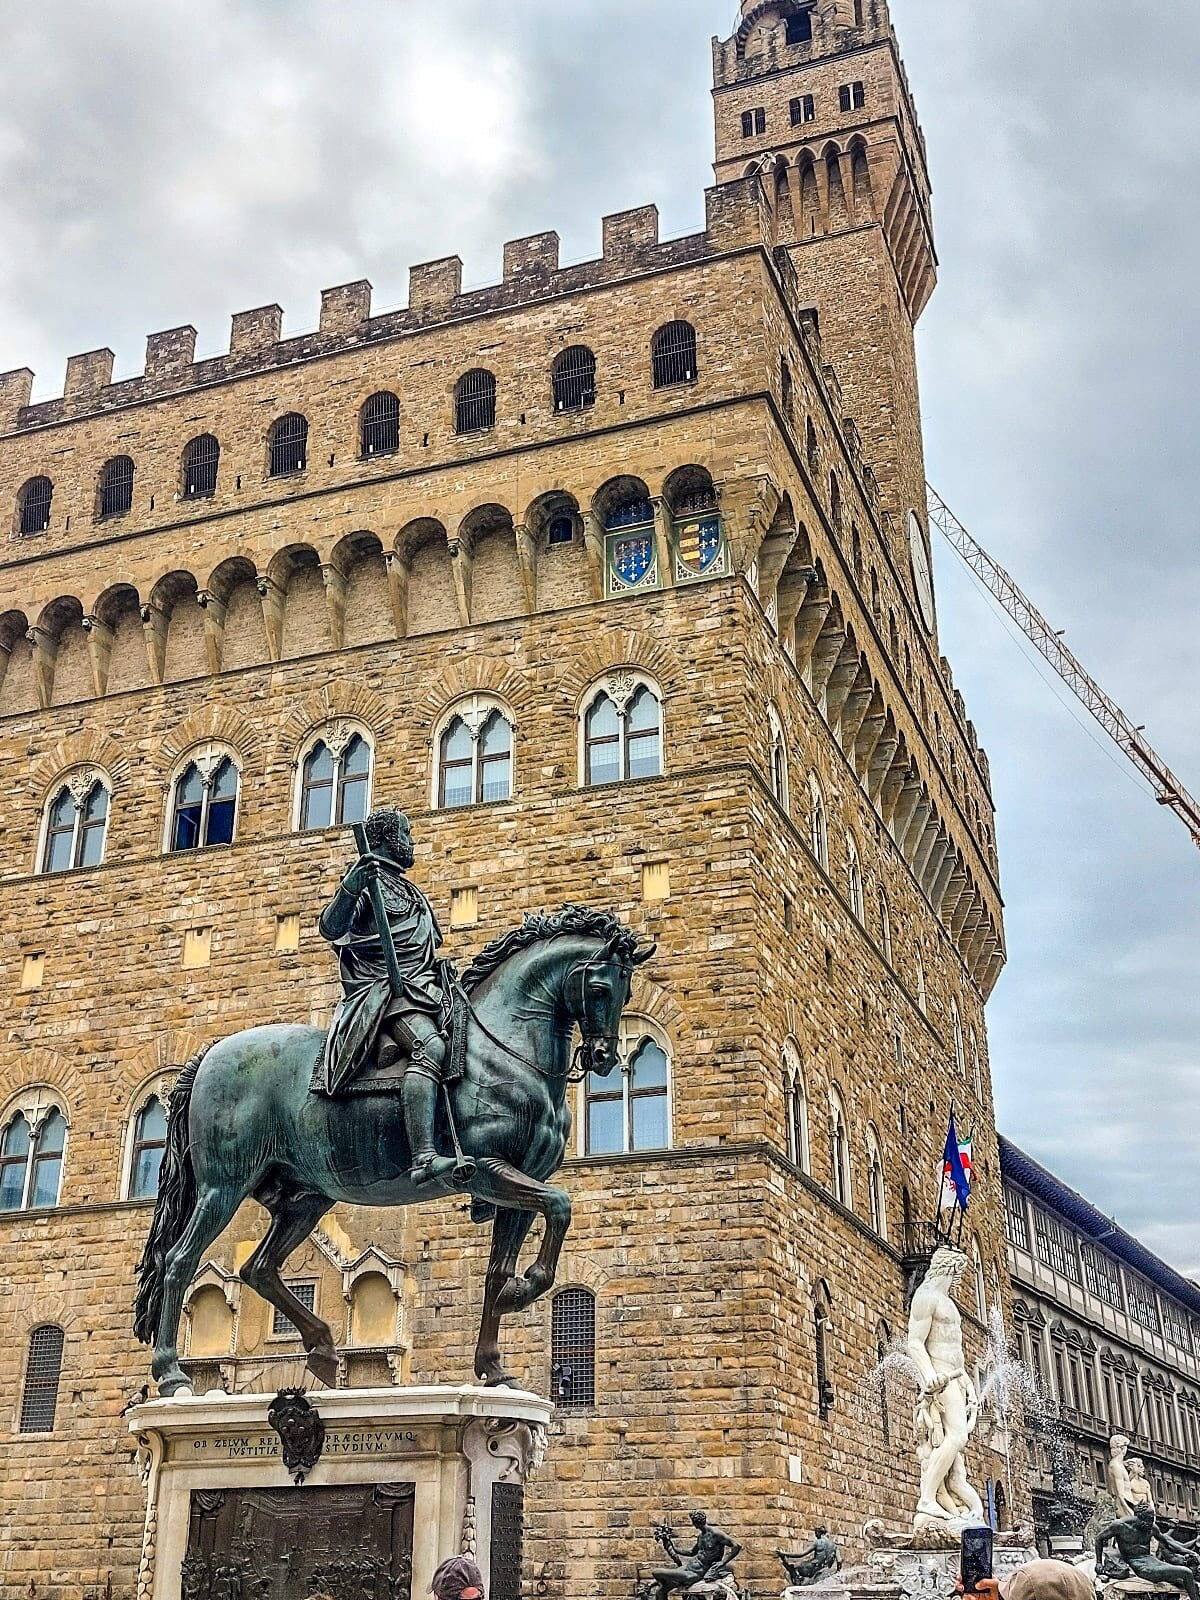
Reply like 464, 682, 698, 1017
134, 806, 654, 1395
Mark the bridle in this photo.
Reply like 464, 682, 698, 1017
462, 943, 624, 1084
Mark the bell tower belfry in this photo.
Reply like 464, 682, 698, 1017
713, 0, 937, 567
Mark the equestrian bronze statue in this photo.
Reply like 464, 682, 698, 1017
134, 806, 654, 1396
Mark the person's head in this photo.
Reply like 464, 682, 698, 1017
815, 1527, 827, 1539
1135, 1504, 1154, 1527
1130, 1458, 1148, 1480
431, 1557, 484, 1600
365, 806, 414, 868
690, 1510, 707, 1530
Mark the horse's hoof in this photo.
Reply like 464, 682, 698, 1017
306, 1348, 339, 1388
483, 1372, 521, 1390
158, 1374, 193, 1398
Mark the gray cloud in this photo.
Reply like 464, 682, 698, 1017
0, 0, 1196, 1266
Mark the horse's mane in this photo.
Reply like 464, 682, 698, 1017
461, 904, 641, 993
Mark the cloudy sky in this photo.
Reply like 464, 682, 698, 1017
1, 2, 1196, 1267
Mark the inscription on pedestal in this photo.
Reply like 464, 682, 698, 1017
171, 1427, 424, 1463
490, 1482, 525, 1600
182, 1483, 414, 1600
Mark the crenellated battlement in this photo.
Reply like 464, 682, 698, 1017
0, 184, 783, 435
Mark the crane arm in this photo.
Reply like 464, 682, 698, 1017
926, 485, 1200, 849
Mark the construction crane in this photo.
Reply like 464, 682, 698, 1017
926, 485, 1200, 849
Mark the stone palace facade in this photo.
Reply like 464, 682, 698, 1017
0, 3, 1011, 1596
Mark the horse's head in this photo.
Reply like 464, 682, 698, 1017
569, 932, 656, 1078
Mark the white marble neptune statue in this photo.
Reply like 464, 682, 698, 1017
906, 1245, 986, 1530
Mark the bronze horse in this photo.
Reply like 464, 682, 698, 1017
134, 905, 653, 1395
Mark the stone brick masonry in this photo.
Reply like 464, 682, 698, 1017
0, 3, 1018, 1596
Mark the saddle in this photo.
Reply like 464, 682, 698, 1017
310, 986, 470, 1098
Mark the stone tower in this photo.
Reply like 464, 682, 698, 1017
714, 0, 937, 622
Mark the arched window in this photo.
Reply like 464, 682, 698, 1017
651, 321, 697, 388
39, 777, 110, 873
867, 1125, 887, 1239
583, 681, 662, 786
783, 1039, 810, 1173
1, 1107, 66, 1212
129, 1096, 167, 1200
18, 476, 53, 536
952, 999, 966, 1076
972, 1030, 984, 1102
552, 346, 596, 413
299, 731, 372, 830
878, 886, 892, 963
972, 1235, 987, 1321
269, 413, 308, 477
814, 1285, 834, 1419
182, 434, 220, 499
846, 834, 864, 922
455, 369, 496, 435
829, 1089, 850, 1207
551, 1288, 595, 1409
585, 1030, 670, 1155
436, 700, 514, 809
809, 774, 829, 871
19, 1325, 65, 1434
99, 456, 134, 519
169, 751, 239, 851
768, 706, 789, 809
360, 391, 400, 457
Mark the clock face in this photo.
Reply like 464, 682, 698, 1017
908, 510, 936, 632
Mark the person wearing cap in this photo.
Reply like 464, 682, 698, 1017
431, 1557, 485, 1600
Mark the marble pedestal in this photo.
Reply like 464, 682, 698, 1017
128, 1384, 551, 1600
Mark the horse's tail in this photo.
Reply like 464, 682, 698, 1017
133, 1045, 211, 1346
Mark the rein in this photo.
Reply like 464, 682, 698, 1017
462, 947, 614, 1085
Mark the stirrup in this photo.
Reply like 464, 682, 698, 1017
411, 1152, 468, 1187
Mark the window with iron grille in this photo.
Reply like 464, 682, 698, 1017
183, 434, 220, 498
550, 1288, 595, 1408
786, 10, 814, 44
19, 1325, 64, 1433
651, 322, 697, 389
1033, 1207, 1081, 1283
791, 95, 816, 126
455, 369, 496, 434
272, 1281, 317, 1338
18, 476, 53, 536
552, 347, 596, 413
839, 82, 866, 113
269, 413, 308, 476
1082, 1244, 1124, 1310
99, 456, 134, 519
1126, 1273, 1161, 1334
360, 391, 400, 457
1162, 1299, 1193, 1353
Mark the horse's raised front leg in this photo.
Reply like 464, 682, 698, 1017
474, 1158, 572, 1316
153, 1184, 243, 1396
240, 1191, 337, 1386
475, 1206, 535, 1387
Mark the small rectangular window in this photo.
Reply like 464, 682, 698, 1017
450, 887, 479, 929
742, 111, 754, 138
755, 107, 767, 135
642, 862, 670, 902
783, 894, 795, 932
20, 953, 45, 991
182, 927, 212, 970
839, 82, 865, 113
786, 10, 813, 45
274, 914, 301, 954
790, 95, 816, 126
272, 1282, 316, 1338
